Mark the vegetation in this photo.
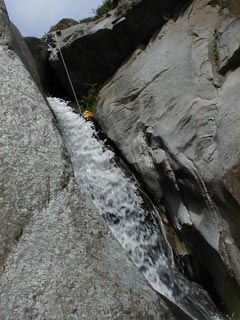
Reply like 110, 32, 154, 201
219, 0, 228, 10
115, 2, 130, 17
78, 84, 99, 113
115, 0, 138, 17
95, 0, 113, 18
79, 0, 113, 25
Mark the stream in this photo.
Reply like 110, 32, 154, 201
49, 97, 223, 320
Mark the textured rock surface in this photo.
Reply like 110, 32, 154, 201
49, 0, 191, 98
227, 0, 240, 16
217, 17, 240, 74
49, 18, 79, 32
0, 3, 68, 269
24, 36, 67, 97
10, 23, 43, 92
0, 1, 175, 319
95, 0, 240, 316
0, 179, 175, 320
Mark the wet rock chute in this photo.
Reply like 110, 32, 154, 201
48, 97, 223, 320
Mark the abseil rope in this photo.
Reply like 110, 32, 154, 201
55, 34, 82, 114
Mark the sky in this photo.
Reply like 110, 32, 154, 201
4, 0, 103, 37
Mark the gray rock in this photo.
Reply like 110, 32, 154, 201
0, 1, 175, 319
49, 18, 79, 32
0, 1, 68, 269
95, 0, 240, 316
24, 36, 67, 97
217, 17, 240, 74
0, 179, 175, 320
48, 0, 191, 98
10, 23, 43, 92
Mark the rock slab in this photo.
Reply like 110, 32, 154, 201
0, 1, 175, 319
95, 0, 240, 317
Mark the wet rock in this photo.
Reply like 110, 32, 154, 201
0, 179, 175, 320
0, 1, 176, 319
95, 0, 240, 316
24, 36, 68, 97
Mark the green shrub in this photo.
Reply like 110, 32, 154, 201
79, 0, 113, 24
79, 84, 99, 112
115, 0, 140, 18
95, 0, 113, 17
115, 2, 130, 17
219, 0, 228, 10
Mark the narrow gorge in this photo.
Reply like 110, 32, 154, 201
1, 0, 240, 319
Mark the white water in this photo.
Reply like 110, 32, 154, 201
49, 97, 223, 320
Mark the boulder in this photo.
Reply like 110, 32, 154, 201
95, 0, 240, 316
0, 1, 176, 319
49, 18, 79, 32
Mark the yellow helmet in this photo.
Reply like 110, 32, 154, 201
83, 110, 94, 121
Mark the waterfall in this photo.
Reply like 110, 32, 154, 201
48, 97, 223, 320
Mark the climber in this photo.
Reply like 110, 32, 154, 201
82, 110, 94, 121
82, 110, 105, 140
82, 109, 123, 161
45, 33, 56, 51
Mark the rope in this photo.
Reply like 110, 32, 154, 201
55, 34, 82, 114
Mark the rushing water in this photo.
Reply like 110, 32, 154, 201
49, 97, 223, 320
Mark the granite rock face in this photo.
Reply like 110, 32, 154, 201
217, 17, 240, 74
24, 36, 68, 97
48, 0, 191, 98
0, 178, 175, 320
10, 23, 43, 92
0, 1, 175, 319
95, 0, 240, 316
0, 1, 68, 270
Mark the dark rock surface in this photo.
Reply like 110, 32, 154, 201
49, 0, 191, 98
217, 17, 240, 75
24, 36, 68, 97
0, 1, 176, 318
95, 0, 240, 317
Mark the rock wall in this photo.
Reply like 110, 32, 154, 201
48, 0, 191, 98
0, 1, 68, 270
0, 1, 175, 319
95, 0, 240, 317
24, 36, 68, 97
